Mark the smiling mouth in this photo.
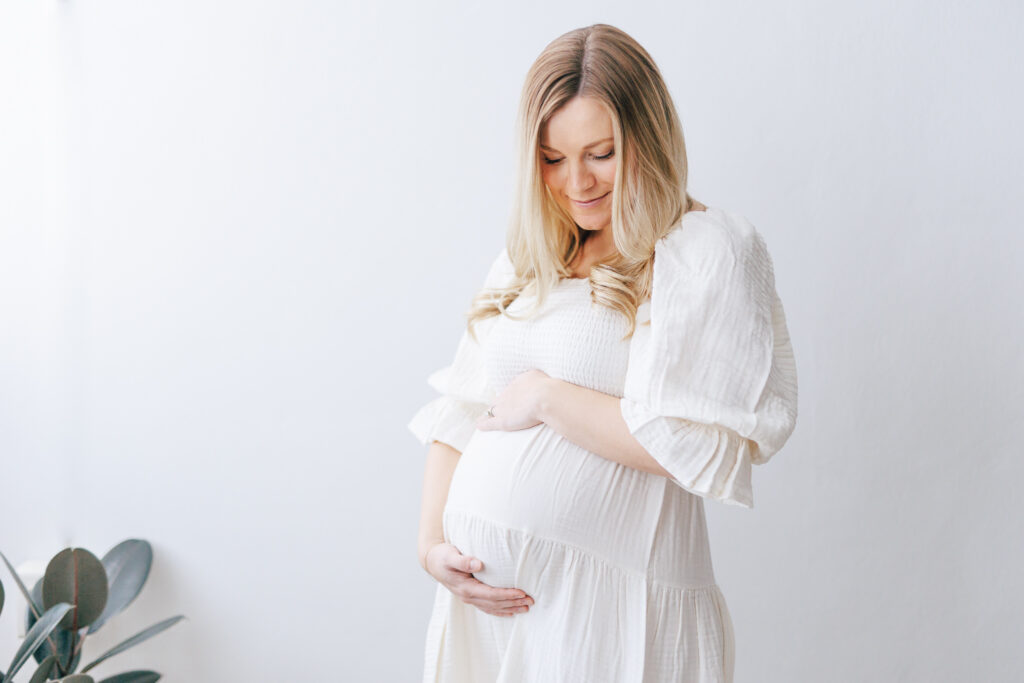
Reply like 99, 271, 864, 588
571, 192, 609, 207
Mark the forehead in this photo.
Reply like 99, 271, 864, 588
540, 96, 613, 147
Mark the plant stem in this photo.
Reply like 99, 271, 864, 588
65, 629, 76, 673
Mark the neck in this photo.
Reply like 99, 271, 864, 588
582, 226, 616, 258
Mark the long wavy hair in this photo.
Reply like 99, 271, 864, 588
466, 23, 699, 342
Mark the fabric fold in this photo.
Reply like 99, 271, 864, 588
407, 395, 487, 454
620, 208, 799, 507
621, 396, 754, 508
407, 247, 515, 453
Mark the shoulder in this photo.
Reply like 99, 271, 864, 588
481, 246, 513, 286
654, 207, 771, 282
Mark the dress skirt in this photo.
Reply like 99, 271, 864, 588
422, 424, 736, 682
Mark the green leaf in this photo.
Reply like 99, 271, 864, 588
1, 575, 5, 618
88, 540, 152, 634
27, 578, 44, 632
80, 616, 185, 674
97, 672, 160, 683
25, 581, 82, 671
28, 656, 57, 683
36, 626, 80, 674
0, 550, 43, 619
25, 581, 68, 671
43, 548, 109, 630
27, 579, 82, 672
3, 602, 72, 683
56, 676, 94, 682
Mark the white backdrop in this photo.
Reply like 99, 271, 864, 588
1, 1, 1021, 681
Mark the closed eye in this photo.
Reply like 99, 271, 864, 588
542, 150, 614, 165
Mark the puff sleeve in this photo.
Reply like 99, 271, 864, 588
407, 248, 515, 453
620, 211, 798, 508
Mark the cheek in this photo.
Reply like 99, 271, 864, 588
540, 167, 563, 194
599, 163, 617, 187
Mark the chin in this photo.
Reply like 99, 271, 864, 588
574, 216, 611, 231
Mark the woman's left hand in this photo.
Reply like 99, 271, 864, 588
476, 369, 553, 432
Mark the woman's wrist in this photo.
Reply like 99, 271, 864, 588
533, 375, 563, 424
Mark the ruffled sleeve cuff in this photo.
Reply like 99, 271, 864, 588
621, 396, 755, 508
407, 395, 485, 454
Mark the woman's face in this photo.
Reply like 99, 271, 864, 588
539, 96, 617, 232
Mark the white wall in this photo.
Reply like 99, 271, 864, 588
1, 1, 1021, 681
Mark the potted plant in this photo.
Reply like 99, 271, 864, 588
0, 539, 184, 683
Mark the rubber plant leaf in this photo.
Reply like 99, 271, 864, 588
27, 655, 57, 683
97, 672, 161, 683
43, 548, 109, 630
26, 578, 81, 672
2, 602, 72, 683
80, 616, 185, 674
88, 540, 153, 634
0, 550, 43, 619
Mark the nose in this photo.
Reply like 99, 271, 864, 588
567, 159, 595, 197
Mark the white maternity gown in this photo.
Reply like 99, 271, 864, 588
408, 206, 799, 683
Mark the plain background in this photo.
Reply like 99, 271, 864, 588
2, 1, 1021, 681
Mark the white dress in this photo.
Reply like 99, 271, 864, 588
408, 207, 798, 683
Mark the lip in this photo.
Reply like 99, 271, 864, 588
570, 191, 609, 208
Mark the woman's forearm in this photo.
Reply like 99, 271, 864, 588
417, 440, 462, 570
536, 378, 673, 478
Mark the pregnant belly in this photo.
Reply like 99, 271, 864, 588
443, 425, 667, 578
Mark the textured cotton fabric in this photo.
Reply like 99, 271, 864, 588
408, 207, 798, 682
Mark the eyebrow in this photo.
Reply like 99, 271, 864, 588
539, 137, 613, 153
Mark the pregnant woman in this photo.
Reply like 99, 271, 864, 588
408, 23, 798, 683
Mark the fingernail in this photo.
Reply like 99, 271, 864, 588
470, 560, 480, 570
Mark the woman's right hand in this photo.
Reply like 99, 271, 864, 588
423, 542, 535, 617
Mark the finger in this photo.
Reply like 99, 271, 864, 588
481, 604, 530, 617
483, 596, 533, 612
494, 594, 535, 607
443, 553, 479, 575
482, 583, 530, 602
461, 556, 483, 574
460, 577, 530, 603
463, 596, 523, 616
458, 591, 531, 616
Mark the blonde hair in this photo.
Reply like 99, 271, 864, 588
466, 23, 698, 342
